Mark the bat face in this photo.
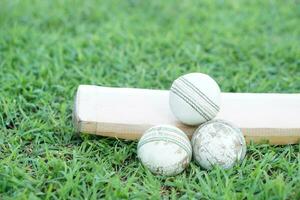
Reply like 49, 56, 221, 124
73, 85, 300, 145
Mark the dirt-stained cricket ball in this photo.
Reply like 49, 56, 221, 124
137, 125, 192, 176
192, 120, 246, 170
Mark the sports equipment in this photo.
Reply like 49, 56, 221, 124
169, 73, 221, 125
137, 125, 192, 176
73, 85, 300, 145
191, 120, 246, 170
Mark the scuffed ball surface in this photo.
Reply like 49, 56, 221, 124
137, 125, 192, 176
192, 120, 246, 170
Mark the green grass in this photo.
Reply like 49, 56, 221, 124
0, 0, 299, 199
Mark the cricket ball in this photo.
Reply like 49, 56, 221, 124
169, 73, 221, 125
137, 125, 192, 176
191, 120, 246, 170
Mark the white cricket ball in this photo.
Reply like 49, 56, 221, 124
191, 120, 246, 170
169, 73, 221, 125
137, 125, 192, 176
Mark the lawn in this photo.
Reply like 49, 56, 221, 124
0, 0, 299, 199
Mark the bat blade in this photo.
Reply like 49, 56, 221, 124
74, 85, 300, 145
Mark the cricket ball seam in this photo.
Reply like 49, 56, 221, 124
180, 76, 219, 111
138, 136, 192, 157
173, 80, 217, 118
142, 126, 189, 140
138, 127, 192, 157
170, 85, 210, 121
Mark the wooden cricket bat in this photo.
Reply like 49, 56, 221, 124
73, 85, 300, 145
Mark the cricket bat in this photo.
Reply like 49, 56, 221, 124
73, 85, 300, 145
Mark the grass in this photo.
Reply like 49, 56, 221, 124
0, 0, 299, 199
